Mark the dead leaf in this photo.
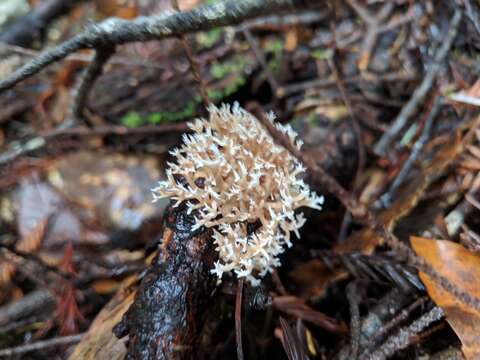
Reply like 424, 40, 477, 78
178, 0, 201, 10
0, 260, 15, 286
95, 0, 138, 19
411, 236, 480, 360
53, 151, 163, 231
57, 242, 76, 275
92, 279, 122, 294
69, 277, 137, 360
288, 260, 347, 301
450, 79, 480, 107
359, 169, 387, 205
336, 129, 467, 254
15, 217, 48, 253
358, 51, 371, 72
55, 243, 84, 335
17, 180, 83, 247
284, 29, 298, 51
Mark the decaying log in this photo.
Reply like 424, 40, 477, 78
113, 201, 217, 359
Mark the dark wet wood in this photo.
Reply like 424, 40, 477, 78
113, 201, 217, 360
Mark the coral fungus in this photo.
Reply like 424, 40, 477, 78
152, 103, 323, 285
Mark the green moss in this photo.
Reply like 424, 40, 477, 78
210, 56, 249, 80
268, 57, 280, 72
146, 112, 162, 124
210, 63, 227, 80
206, 55, 250, 101
264, 39, 284, 53
207, 89, 225, 101
225, 76, 246, 96
121, 102, 196, 127
264, 39, 284, 72
121, 112, 142, 128
161, 102, 195, 122
147, 101, 196, 124
311, 48, 333, 60
207, 75, 246, 102
306, 113, 317, 125
197, 28, 222, 48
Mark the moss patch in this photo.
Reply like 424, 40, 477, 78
120, 101, 196, 127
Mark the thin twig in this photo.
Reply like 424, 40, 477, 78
374, 9, 462, 156
0, 316, 42, 334
378, 94, 442, 208
242, 27, 280, 97
0, 122, 187, 167
361, 297, 429, 358
364, 307, 444, 360
464, 0, 480, 35
328, 18, 366, 242
0, 289, 54, 327
0, 242, 73, 282
0, 333, 84, 357
71, 45, 115, 120
278, 317, 309, 360
327, 31, 365, 181
278, 70, 416, 97
335, 288, 412, 360
346, 282, 361, 359
0, 42, 172, 69
47, 122, 188, 138
244, 10, 328, 30
235, 279, 245, 360
346, 0, 394, 72
171, 0, 209, 108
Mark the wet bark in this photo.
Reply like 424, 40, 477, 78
113, 201, 217, 360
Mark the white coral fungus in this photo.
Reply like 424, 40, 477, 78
152, 103, 324, 286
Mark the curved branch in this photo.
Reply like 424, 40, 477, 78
71, 45, 115, 120
0, 0, 303, 93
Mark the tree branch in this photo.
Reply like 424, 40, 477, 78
71, 45, 115, 120
0, 0, 308, 93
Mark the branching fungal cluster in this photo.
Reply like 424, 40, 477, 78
152, 103, 323, 285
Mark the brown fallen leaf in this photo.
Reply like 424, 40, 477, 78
94, 0, 138, 19
336, 127, 468, 254
0, 260, 15, 286
284, 28, 298, 52
69, 277, 137, 360
449, 79, 480, 108
288, 260, 348, 301
16, 217, 49, 253
92, 279, 125, 295
411, 236, 480, 360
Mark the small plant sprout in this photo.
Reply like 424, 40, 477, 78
152, 103, 324, 286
